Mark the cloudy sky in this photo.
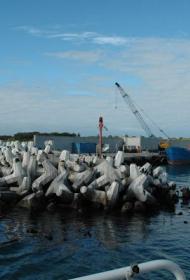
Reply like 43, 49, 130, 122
0, 0, 190, 137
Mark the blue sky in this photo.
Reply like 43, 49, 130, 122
1, 0, 190, 137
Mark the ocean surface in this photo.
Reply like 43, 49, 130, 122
0, 165, 190, 280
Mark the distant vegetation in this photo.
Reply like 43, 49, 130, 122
0, 132, 80, 141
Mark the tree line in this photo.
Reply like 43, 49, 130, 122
0, 132, 80, 141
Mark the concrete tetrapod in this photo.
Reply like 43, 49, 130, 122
106, 156, 114, 166
55, 184, 74, 203
66, 160, 86, 172
94, 160, 121, 182
88, 175, 110, 190
22, 151, 30, 170
45, 169, 68, 196
0, 156, 8, 167
153, 166, 164, 178
0, 165, 12, 177
159, 172, 168, 185
127, 174, 155, 203
27, 154, 37, 181
59, 150, 70, 161
32, 158, 57, 192
4, 147, 14, 166
139, 162, 152, 174
106, 181, 120, 208
44, 144, 52, 154
129, 164, 141, 182
16, 176, 31, 194
0, 158, 26, 187
80, 186, 107, 207
71, 169, 96, 192
58, 161, 65, 174
0, 139, 180, 215
118, 165, 129, 179
114, 151, 124, 168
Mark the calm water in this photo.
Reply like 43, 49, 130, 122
0, 166, 190, 280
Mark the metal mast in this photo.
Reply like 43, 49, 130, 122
98, 116, 104, 158
115, 82, 154, 137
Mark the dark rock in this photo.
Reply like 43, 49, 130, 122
46, 202, 56, 213
26, 228, 38, 234
18, 193, 36, 209
181, 187, 190, 200
44, 233, 53, 240
0, 191, 19, 204
0, 238, 19, 247
134, 201, 146, 213
0, 187, 10, 191
18, 192, 46, 212
0, 200, 6, 213
84, 231, 92, 237
121, 202, 133, 214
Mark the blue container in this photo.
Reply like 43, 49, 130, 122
72, 142, 97, 154
166, 146, 190, 165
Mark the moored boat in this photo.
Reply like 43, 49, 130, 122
166, 146, 190, 165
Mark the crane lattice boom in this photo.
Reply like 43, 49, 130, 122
115, 82, 154, 137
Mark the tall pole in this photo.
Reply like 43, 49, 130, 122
99, 116, 103, 158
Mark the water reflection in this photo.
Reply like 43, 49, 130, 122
92, 214, 152, 249
0, 207, 189, 280
0, 209, 159, 253
0, 163, 190, 279
166, 165, 190, 185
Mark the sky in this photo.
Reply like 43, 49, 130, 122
0, 0, 190, 137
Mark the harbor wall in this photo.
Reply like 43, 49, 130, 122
34, 135, 123, 153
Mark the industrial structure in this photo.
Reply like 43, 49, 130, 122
123, 136, 161, 152
33, 83, 175, 154
115, 82, 169, 139
34, 134, 123, 153
98, 116, 104, 157
115, 82, 171, 152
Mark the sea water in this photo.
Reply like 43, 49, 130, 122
0, 165, 190, 280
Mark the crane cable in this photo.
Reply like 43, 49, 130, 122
114, 86, 118, 109
115, 85, 169, 139
134, 103, 169, 139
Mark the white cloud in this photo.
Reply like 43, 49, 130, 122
93, 36, 128, 46
15, 26, 129, 46
49, 31, 97, 40
14, 26, 46, 36
0, 81, 137, 136
99, 38, 190, 137
8, 27, 190, 136
45, 50, 103, 63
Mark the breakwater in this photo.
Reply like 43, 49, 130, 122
0, 141, 185, 215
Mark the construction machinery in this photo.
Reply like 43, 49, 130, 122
115, 82, 155, 138
115, 82, 170, 149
